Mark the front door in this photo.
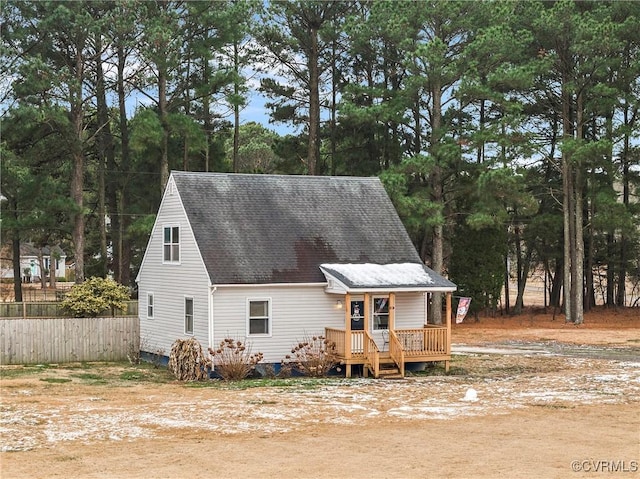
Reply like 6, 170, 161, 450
350, 300, 364, 331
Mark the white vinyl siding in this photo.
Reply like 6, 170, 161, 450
138, 177, 210, 356
210, 287, 430, 364
212, 286, 343, 364
393, 293, 428, 328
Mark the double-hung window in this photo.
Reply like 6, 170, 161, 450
147, 293, 154, 319
247, 298, 271, 336
163, 226, 180, 262
372, 296, 389, 330
184, 297, 194, 335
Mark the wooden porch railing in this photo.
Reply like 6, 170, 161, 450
395, 326, 448, 357
325, 327, 345, 357
326, 326, 449, 378
388, 331, 405, 377
326, 327, 369, 360
365, 333, 380, 378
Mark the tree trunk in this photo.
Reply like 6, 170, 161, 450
515, 246, 533, 315
233, 39, 240, 173
617, 104, 632, 306
549, 258, 563, 308
329, 37, 337, 176
38, 250, 46, 290
503, 256, 510, 314
65, 33, 86, 284
606, 233, 615, 306
117, 42, 132, 286
49, 258, 57, 290
572, 93, 585, 324
159, 67, 170, 192
95, 31, 112, 278
71, 146, 85, 284
12, 231, 23, 302
561, 65, 572, 322
307, 25, 320, 176
429, 78, 444, 324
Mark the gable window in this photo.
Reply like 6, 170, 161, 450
147, 293, 154, 319
184, 297, 194, 335
247, 298, 271, 336
163, 226, 180, 262
372, 296, 389, 330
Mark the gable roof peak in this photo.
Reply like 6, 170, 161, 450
168, 171, 423, 285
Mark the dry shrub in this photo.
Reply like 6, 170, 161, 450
282, 335, 339, 377
208, 338, 264, 381
168, 338, 211, 381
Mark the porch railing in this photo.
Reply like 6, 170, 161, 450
395, 326, 448, 357
388, 331, 405, 377
326, 326, 448, 378
326, 327, 345, 357
365, 333, 380, 378
326, 328, 381, 374
326, 328, 366, 359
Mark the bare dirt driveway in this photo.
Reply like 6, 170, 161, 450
1, 308, 639, 479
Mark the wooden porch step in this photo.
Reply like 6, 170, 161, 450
376, 365, 404, 380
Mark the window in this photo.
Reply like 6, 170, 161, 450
147, 293, 154, 319
248, 299, 270, 335
163, 226, 180, 262
184, 297, 194, 334
372, 296, 389, 330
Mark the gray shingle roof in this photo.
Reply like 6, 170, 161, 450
172, 172, 452, 287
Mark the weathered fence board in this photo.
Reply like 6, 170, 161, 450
0, 316, 139, 365
0, 301, 138, 319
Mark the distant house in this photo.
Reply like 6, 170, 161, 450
136, 172, 456, 378
0, 243, 67, 282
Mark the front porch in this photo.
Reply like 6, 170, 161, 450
319, 263, 456, 379
326, 325, 451, 378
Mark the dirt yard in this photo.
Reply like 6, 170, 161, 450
1, 307, 639, 479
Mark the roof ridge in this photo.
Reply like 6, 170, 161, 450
170, 171, 379, 182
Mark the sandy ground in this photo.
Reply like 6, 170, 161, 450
1, 307, 639, 479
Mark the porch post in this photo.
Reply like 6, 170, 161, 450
345, 292, 351, 378
388, 292, 395, 331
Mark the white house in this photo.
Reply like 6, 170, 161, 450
0, 244, 67, 281
136, 172, 457, 378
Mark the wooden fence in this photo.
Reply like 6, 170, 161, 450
0, 316, 140, 365
0, 301, 138, 319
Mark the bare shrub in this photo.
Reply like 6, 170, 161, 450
168, 338, 211, 381
277, 362, 292, 378
129, 334, 165, 368
282, 335, 339, 377
127, 340, 142, 365
208, 338, 264, 381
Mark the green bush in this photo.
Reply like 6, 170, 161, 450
61, 276, 130, 317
